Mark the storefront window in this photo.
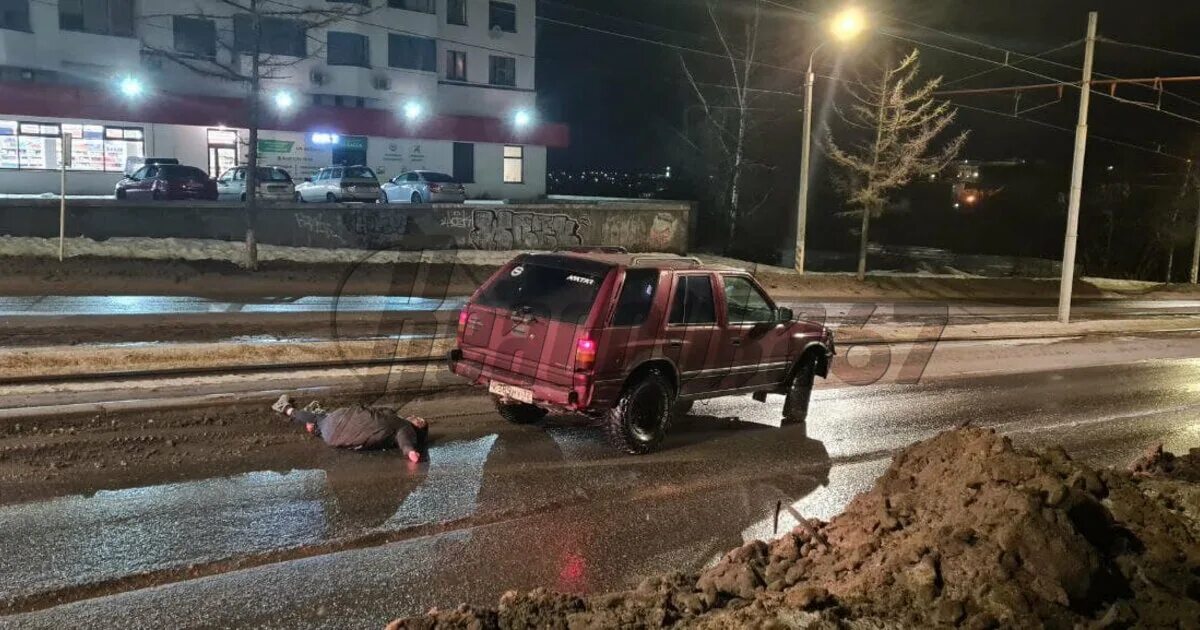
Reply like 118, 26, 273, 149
0, 120, 143, 172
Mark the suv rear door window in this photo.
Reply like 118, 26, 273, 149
612, 269, 659, 327
723, 276, 776, 324
669, 275, 716, 325
477, 262, 607, 325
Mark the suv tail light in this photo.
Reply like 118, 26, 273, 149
428, 183, 443, 193
457, 309, 469, 341
575, 334, 596, 371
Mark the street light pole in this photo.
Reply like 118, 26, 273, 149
794, 43, 824, 274
1057, 11, 1098, 324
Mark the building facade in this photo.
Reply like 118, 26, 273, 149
0, 0, 566, 197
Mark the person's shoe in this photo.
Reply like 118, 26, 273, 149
407, 450, 422, 463
271, 394, 293, 414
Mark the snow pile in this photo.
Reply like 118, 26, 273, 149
387, 428, 1200, 629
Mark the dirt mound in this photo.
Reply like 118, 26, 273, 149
387, 428, 1200, 629
1129, 443, 1200, 482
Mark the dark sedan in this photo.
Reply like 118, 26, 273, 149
115, 164, 218, 201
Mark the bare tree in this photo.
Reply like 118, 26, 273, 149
142, 0, 376, 269
678, 0, 763, 247
826, 49, 968, 280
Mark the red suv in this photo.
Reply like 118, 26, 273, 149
448, 251, 835, 454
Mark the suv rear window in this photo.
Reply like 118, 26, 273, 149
477, 261, 607, 325
421, 172, 455, 183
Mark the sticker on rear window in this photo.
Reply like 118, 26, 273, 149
511, 266, 525, 277
566, 274, 596, 286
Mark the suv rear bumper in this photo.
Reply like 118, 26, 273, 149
448, 350, 592, 411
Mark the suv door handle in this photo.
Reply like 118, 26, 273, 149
667, 339, 684, 348
730, 339, 742, 347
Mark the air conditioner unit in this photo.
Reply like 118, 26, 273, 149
309, 67, 329, 86
372, 75, 392, 91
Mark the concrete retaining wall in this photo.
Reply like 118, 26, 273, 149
0, 200, 692, 254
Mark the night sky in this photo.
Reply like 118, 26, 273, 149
536, 0, 1200, 173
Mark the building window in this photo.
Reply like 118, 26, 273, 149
453, 142, 475, 183
446, 50, 467, 81
388, 33, 436, 72
503, 145, 523, 184
489, 55, 516, 86
447, 0, 467, 25
0, 120, 142, 172
388, 0, 434, 13
328, 31, 369, 67
59, 0, 134, 37
489, 1, 516, 32
173, 16, 216, 58
0, 0, 31, 32
234, 14, 307, 57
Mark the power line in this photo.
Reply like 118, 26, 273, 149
940, 40, 1082, 88
1099, 36, 1200, 64
952, 101, 1188, 162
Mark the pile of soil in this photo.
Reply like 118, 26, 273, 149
388, 428, 1200, 629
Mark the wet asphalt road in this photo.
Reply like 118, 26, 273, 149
2, 334, 1200, 628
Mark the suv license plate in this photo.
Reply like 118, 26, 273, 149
489, 381, 533, 404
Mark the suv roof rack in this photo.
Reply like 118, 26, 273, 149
560, 246, 629, 254
631, 254, 704, 267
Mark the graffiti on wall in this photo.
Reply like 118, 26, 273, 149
444, 208, 590, 250
294, 213, 345, 245
342, 212, 410, 238
601, 212, 680, 251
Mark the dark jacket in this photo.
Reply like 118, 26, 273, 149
295, 406, 427, 451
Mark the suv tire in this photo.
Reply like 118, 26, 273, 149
606, 370, 672, 454
495, 399, 547, 424
783, 356, 817, 424
671, 399, 694, 418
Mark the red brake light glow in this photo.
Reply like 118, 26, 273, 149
457, 309, 469, 339
575, 335, 597, 371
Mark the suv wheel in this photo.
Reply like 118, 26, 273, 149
411, 192, 422, 204
783, 356, 817, 424
326, 193, 338, 203
606, 370, 672, 455
495, 399, 547, 424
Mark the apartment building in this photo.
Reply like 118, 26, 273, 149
0, 0, 567, 197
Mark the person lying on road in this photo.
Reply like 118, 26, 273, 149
272, 395, 429, 463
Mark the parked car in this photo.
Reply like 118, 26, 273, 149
123, 156, 179, 178
215, 166, 295, 202
294, 165, 380, 202
115, 164, 218, 201
379, 171, 467, 204
448, 251, 836, 454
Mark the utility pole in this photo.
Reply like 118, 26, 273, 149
794, 60, 817, 273
1189, 161, 1200, 284
1057, 11, 1098, 324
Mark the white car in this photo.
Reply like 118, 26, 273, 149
379, 171, 467, 204
215, 166, 295, 202
295, 165, 380, 203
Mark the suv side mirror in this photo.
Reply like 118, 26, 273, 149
303, 177, 312, 183
776, 307, 794, 323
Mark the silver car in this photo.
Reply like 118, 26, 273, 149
295, 165, 380, 203
379, 171, 467, 204
215, 166, 295, 202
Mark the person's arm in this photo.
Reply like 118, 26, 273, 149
394, 422, 420, 462
290, 409, 324, 425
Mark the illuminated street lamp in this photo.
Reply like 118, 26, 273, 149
117, 75, 144, 99
513, 109, 533, 129
403, 100, 424, 122
794, 7, 866, 273
273, 90, 296, 112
